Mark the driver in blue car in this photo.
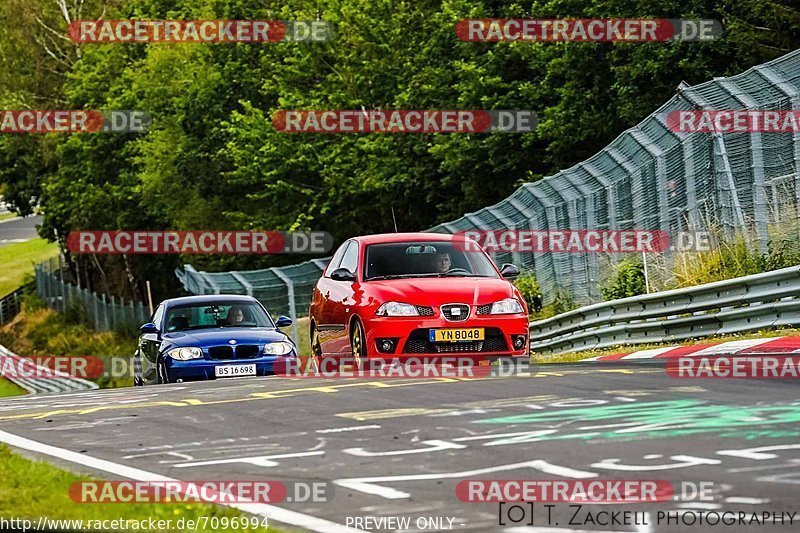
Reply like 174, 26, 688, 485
225, 306, 246, 326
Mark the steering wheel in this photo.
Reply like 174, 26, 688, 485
446, 267, 471, 275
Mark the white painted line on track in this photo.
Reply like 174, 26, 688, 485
687, 338, 776, 356
335, 460, 597, 500
620, 346, 680, 360
316, 424, 381, 433
173, 450, 325, 468
0, 430, 362, 533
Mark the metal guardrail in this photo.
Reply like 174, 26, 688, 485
0, 284, 31, 325
529, 265, 800, 355
0, 345, 98, 394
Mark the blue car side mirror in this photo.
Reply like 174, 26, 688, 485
140, 322, 159, 335
275, 316, 293, 328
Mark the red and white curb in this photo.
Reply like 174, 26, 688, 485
584, 336, 800, 362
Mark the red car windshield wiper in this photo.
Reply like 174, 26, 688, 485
368, 273, 442, 280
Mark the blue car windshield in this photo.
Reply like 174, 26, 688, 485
164, 302, 273, 332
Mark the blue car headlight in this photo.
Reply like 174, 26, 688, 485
167, 347, 203, 360
264, 342, 294, 356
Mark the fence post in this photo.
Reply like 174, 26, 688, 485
110, 295, 116, 331
273, 268, 299, 345
56, 256, 63, 312
93, 291, 99, 330
101, 294, 108, 330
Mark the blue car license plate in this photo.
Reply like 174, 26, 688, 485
214, 363, 256, 378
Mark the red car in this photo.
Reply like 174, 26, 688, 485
309, 232, 529, 368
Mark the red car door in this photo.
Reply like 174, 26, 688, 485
324, 240, 360, 355
313, 242, 347, 355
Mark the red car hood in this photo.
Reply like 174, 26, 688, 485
367, 277, 515, 307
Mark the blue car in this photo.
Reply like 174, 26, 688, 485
133, 295, 297, 385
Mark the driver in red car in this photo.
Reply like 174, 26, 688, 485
433, 251, 452, 273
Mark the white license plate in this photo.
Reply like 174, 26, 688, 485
214, 364, 257, 378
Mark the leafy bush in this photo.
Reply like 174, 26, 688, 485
601, 259, 647, 301
513, 271, 542, 313
548, 289, 577, 316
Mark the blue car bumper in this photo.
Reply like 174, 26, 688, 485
164, 355, 298, 382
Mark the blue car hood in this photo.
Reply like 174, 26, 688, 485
163, 327, 289, 347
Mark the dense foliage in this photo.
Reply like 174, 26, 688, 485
1, 0, 799, 300
601, 258, 647, 300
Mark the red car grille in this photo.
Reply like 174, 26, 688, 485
441, 304, 470, 321
402, 328, 508, 354
415, 306, 434, 316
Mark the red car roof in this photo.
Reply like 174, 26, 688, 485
353, 232, 469, 245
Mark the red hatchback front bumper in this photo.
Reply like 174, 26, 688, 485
363, 312, 529, 362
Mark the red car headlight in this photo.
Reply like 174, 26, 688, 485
490, 298, 525, 314
376, 301, 420, 317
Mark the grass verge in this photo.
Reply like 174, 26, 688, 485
0, 444, 280, 532
0, 298, 135, 389
0, 238, 58, 297
533, 328, 800, 363
0, 378, 24, 398
0, 213, 16, 223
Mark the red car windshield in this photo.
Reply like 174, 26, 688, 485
363, 241, 499, 280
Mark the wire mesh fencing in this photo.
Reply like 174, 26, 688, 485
36, 257, 150, 334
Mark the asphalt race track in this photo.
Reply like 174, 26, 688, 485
1, 362, 799, 532
0, 215, 41, 246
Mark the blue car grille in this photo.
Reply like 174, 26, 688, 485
208, 345, 261, 360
